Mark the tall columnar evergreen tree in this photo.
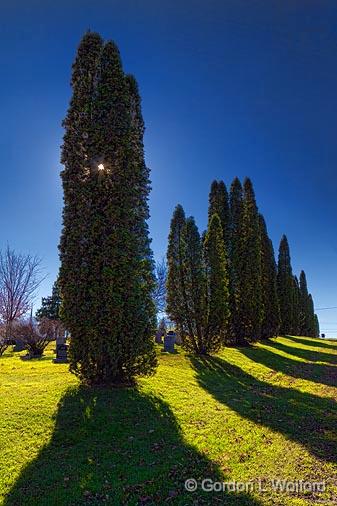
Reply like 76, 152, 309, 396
59, 33, 156, 384
59, 32, 103, 370
166, 204, 188, 336
203, 213, 230, 351
277, 235, 295, 335
228, 177, 244, 344
314, 314, 320, 338
235, 178, 263, 343
180, 217, 206, 352
208, 180, 230, 248
292, 276, 301, 335
299, 270, 310, 335
307, 294, 318, 337
259, 215, 280, 339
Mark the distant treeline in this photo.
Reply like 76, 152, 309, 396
166, 178, 319, 353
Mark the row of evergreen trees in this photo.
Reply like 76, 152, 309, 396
59, 33, 319, 384
166, 177, 319, 353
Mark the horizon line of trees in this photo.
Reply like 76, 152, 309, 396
166, 177, 319, 354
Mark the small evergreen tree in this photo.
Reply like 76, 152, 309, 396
259, 215, 280, 339
277, 235, 295, 335
36, 280, 62, 321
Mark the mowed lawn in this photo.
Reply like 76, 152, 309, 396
1, 336, 337, 505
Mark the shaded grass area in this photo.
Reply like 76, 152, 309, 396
1, 336, 337, 505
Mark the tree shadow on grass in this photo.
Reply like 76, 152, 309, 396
240, 344, 337, 387
190, 355, 337, 464
264, 340, 337, 364
4, 385, 261, 506
285, 335, 337, 350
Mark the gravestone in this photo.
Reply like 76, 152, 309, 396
164, 331, 176, 353
53, 334, 68, 363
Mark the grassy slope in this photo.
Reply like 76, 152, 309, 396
0, 336, 337, 505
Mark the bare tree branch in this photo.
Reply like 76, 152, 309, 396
0, 247, 44, 337
153, 257, 167, 313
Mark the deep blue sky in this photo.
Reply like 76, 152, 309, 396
1, 1, 337, 335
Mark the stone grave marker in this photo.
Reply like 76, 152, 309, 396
164, 331, 176, 353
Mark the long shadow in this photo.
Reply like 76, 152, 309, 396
190, 356, 337, 464
263, 340, 337, 364
285, 335, 337, 350
240, 345, 337, 387
4, 386, 260, 506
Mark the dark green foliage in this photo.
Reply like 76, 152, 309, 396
59, 33, 156, 384
208, 180, 230, 248
166, 204, 189, 338
59, 32, 103, 376
180, 217, 206, 352
203, 214, 230, 351
228, 177, 244, 344
234, 178, 263, 343
314, 314, 320, 338
277, 235, 295, 335
292, 276, 301, 335
307, 294, 318, 338
298, 270, 318, 337
299, 270, 309, 335
167, 177, 318, 347
259, 215, 280, 339
36, 280, 62, 321
166, 209, 230, 354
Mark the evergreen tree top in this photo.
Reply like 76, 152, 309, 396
100, 40, 124, 75
210, 180, 218, 193
243, 177, 256, 198
218, 180, 228, 195
172, 204, 186, 221
299, 270, 308, 290
278, 235, 293, 275
280, 234, 289, 248
70, 32, 103, 86
229, 177, 243, 209
230, 177, 242, 193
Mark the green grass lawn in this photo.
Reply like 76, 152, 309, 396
1, 336, 337, 505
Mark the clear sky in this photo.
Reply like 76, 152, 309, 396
1, 0, 337, 335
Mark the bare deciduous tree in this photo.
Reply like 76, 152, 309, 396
153, 257, 167, 314
0, 247, 44, 338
